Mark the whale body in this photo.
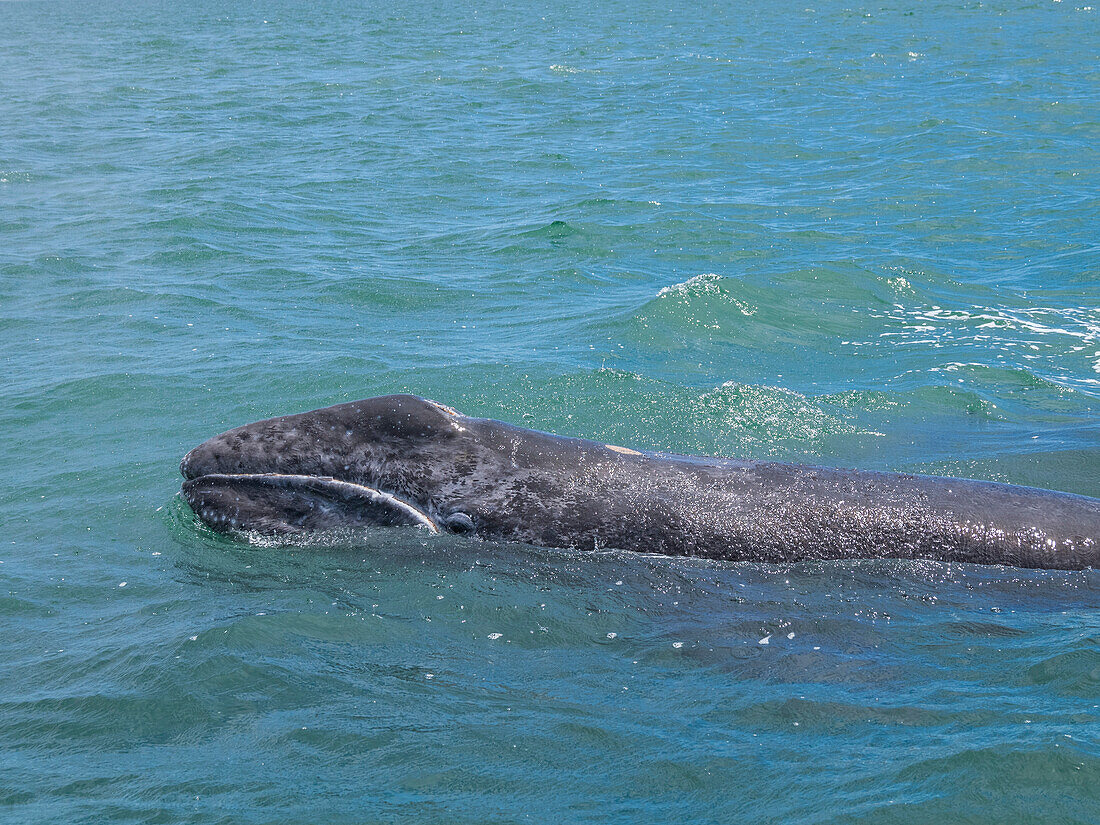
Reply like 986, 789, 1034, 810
180, 394, 1100, 570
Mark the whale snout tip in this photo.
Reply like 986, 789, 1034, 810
180, 449, 197, 479
180, 442, 211, 479
180, 436, 223, 480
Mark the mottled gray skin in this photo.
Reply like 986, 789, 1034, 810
180, 394, 1100, 570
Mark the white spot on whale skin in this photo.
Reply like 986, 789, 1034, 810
606, 444, 642, 456
427, 400, 462, 418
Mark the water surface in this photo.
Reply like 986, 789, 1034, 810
2, 0, 1099, 821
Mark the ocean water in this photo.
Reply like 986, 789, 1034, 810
2, 0, 1099, 821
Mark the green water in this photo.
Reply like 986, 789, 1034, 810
2, 0, 1099, 821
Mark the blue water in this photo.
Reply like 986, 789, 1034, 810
2, 0, 1099, 821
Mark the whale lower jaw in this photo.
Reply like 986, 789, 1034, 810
180, 473, 438, 536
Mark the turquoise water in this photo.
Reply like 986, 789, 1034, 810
3, 0, 1099, 820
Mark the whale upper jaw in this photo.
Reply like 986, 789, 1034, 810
178, 408, 442, 537
178, 395, 484, 539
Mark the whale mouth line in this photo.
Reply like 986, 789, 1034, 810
182, 472, 439, 534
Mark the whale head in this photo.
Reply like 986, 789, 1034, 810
180, 395, 491, 539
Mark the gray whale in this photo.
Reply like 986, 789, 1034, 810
180, 394, 1100, 570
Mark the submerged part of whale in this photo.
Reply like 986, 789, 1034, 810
180, 394, 1100, 570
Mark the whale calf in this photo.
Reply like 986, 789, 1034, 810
180, 394, 1100, 570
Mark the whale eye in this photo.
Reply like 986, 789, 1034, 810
444, 512, 476, 534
